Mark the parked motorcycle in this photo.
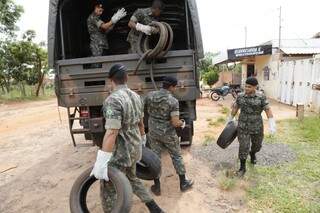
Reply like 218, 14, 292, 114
210, 85, 241, 101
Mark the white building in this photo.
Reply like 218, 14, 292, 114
214, 39, 320, 112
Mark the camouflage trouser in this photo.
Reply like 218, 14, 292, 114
100, 162, 152, 212
237, 131, 264, 160
149, 133, 186, 175
128, 39, 139, 54
90, 42, 109, 57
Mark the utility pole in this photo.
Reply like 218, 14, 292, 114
245, 26, 247, 47
278, 6, 282, 52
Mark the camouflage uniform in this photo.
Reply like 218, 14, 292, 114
127, 8, 156, 53
87, 13, 109, 56
234, 92, 270, 160
100, 85, 152, 212
145, 89, 186, 175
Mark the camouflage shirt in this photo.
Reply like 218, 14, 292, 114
127, 8, 156, 43
103, 85, 143, 167
235, 92, 270, 134
87, 13, 109, 50
145, 89, 180, 137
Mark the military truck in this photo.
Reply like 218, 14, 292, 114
48, 0, 204, 147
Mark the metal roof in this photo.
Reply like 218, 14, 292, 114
263, 39, 320, 55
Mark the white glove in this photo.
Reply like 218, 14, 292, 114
90, 150, 112, 181
141, 134, 147, 147
136, 23, 153, 35
268, 118, 277, 135
111, 8, 127, 24
181, 119, 186, 129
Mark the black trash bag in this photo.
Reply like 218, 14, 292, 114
217, 121, 238, 149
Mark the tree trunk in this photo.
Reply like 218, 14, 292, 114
20, 82, 26, 97
36, 72, 45, 97
35, 58, 44, 97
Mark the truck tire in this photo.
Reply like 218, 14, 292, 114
69, 167, 133, 213
217, 121, 238, 149
136, 147, 162, 180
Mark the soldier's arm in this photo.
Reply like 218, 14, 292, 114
262, 95, 273, 118
99, 20, 113, 32
128, 9, 140, 29
230, 102, 239, 117
101, 98, 122, 152
102, 129, 119, 152
170, 98, 184, 128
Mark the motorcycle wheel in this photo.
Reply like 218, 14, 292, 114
210, 92, 220, 101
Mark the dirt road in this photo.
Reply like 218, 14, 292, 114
0, 97, 296, 213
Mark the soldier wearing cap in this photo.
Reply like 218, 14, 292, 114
229, 77, 277, 177
144, 76, 194, 196
90, 64, 164, 213
127, 0, 163, 53
87, 2, 127, 56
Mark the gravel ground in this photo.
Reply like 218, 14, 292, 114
192, 140, 297, 174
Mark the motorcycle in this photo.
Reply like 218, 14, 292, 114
210, 85, 241, 101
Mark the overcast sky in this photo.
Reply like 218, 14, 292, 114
15, 0, 320, 53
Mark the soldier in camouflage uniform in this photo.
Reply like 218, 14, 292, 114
87, 3, 127, 56
144, 76, 194, 196
127, 0, 163, 53
229, 77, 277, 177
90, 64, 164, 213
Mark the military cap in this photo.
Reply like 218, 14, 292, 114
245, 77, 259, 86
108, 64, 127, 79
163, 76, 178, 87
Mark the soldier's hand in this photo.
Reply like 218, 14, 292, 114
181, 119, 186, 129
141, 134, 147, 147
268, 118, 277, 135
90, 150, 112, 181
150, 26, 159, 34
136, 23, 152, 35
111, 8, 127, 24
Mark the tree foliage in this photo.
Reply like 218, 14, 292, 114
198, 52, 220, 87
0, 0, 24, 36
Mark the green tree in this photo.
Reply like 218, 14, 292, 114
0, 0, 23, 36
203, 68, 219, 87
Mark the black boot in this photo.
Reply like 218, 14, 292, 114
146, 200, 165, 213
250, 152, 257, 164
179, 174, 194, 192
151, 178, 161, 196
236, 159, 246, 177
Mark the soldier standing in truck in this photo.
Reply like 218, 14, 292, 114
144, 76, 194, 196
90, 64, 164, 213
87, 2, 127, 56
127, 0, 163, 53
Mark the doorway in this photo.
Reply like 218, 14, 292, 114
247, 64, 255, 77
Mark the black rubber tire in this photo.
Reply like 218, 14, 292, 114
69, 167, 133, 213
136, 147, 162, 180
210, 92, 220, 101
217, 121, 238, 149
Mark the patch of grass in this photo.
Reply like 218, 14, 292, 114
247, 117, 320, 213
0, 86, 55, 104
202, 135, 215, 146
208, 116, 226, 127
219, 106, 230, 115
218, 173, 237, 191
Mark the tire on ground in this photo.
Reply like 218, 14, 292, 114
217, 121, 238, 149
136, 147, 162, 180
69, 167, 133, 213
